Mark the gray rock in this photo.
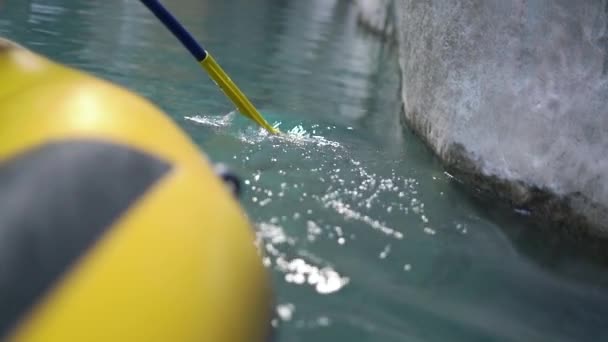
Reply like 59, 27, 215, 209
354, 0, 394, 37
358, 0, 608, 239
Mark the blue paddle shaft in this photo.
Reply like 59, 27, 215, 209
140, 0, 207, 61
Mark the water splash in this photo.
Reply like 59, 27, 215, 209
184, 111, 237, 128
256, 222, 350, 295
184, 109, 429, 242
184, 112, 341, 149
242, 122, 342, 149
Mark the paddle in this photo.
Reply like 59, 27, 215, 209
140, 0, 279, 134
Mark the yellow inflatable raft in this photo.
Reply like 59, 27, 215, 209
0, 38, 272, 342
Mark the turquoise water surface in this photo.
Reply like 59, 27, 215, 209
3, 0, 608, 341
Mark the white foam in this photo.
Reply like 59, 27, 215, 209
184, 112, 341, 149
184, 111, 236, 128
240, 122, 342, 149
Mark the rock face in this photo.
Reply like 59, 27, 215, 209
357, 0, 608, 239
354, 0, 393, 36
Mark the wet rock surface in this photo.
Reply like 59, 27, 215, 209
357, 0, 608, 240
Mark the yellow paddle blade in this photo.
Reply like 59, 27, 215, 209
200, 54, 279, 134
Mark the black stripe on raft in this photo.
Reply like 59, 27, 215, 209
0, 140, 171, 337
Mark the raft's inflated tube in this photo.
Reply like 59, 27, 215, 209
0, 38, 273, 342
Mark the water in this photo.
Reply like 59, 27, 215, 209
3, 0, 608, 341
